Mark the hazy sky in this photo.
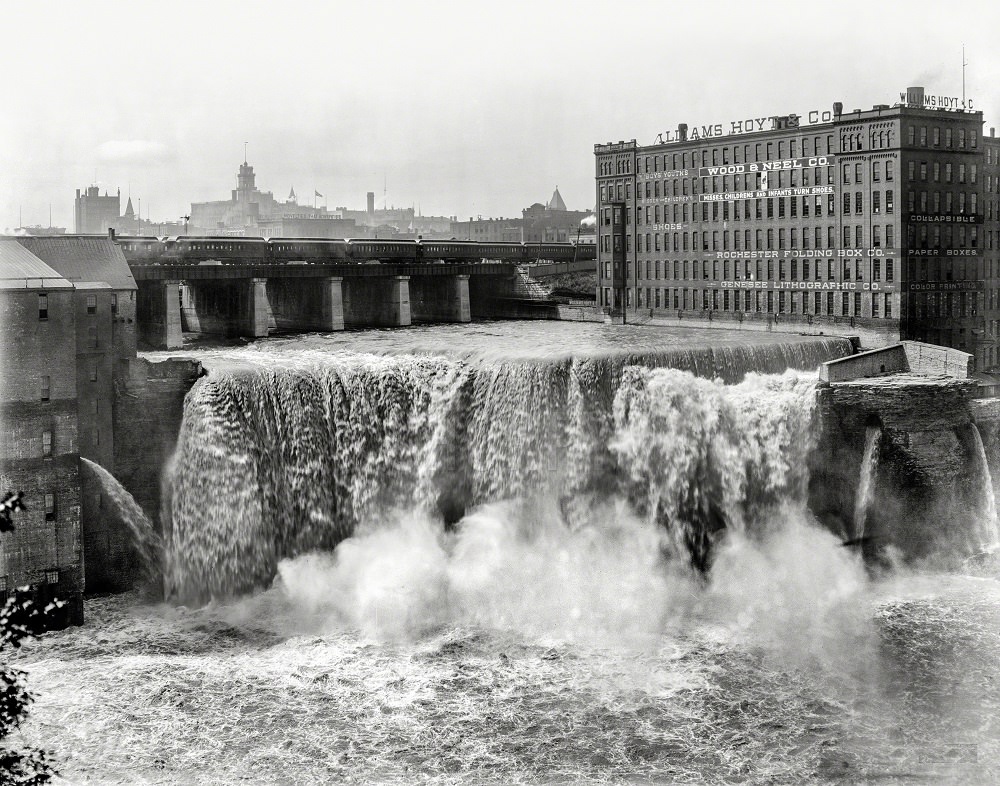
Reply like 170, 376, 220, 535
2, 0, 999, 231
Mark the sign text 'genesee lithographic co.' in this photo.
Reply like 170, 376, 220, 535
721, 280, 894, 292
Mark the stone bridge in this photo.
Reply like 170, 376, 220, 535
131, 261, 538, 348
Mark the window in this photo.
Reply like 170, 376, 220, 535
920, 162, 927, 181
873, 161, 880, 182
843, 163, 851, 184
886, 161, 894, 181
855, 192, 863, 214
86, 294, 97, 315
932, 127, 940, 146
920, 127, 927, 146
40, 375, 50, 401
42, 430, 52, 457
44, 493, 55, 521
873, 191, 881, 214
45, 569, 59, 585
38, 294, 48, 320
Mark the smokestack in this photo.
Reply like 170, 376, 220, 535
991, 128, 996, 138
367, 192, 375, 215
677, 123, 688, 142
833, 102, 843, 117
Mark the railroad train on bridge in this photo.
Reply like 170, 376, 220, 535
115, 234, 597, 266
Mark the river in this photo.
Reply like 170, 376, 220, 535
7, 322, 999, 784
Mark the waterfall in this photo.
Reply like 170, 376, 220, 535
852, 425, 881, 542
79, 458, 161, 586
967, 424, 1000, 553
163, 348, 827, 603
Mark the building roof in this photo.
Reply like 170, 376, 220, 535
13, 235, 136, 290
0, 238, 73, 290
547, 187, 567, 212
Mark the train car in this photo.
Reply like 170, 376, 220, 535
419, 240, 525, 263
479, 242, 529, 263
164, 236, 269, 263
115, 235, 167, 264
524, 242, 578, 263
575, 243, 597, 262
346, 238, 419, 263
268, 238, 349, 263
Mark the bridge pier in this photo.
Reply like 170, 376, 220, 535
138, 280, 182, 349
410, 275, 471, 323
266, 276, 344, 332
242, 277, 271, 338
343, 275, 411, 327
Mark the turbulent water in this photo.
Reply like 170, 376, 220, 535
160, 326, 848, 601
8, 324, 1000, 784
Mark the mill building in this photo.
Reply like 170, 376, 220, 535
595, 87, 1000, 370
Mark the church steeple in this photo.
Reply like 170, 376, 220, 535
123, 196, 134, 219
287, 185, 297, 204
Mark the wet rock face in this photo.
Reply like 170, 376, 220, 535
813, 378, 994, 561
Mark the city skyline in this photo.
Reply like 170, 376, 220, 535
2, 0, 999, 230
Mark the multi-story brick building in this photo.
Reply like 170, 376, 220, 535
14, 236, 138, 471
0, 240, 83, 624
1, 236, 140, 621
595, 87, 1000, 369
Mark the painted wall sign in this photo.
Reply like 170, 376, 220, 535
638, 170, 690, 180
715, 248, 896, 260
699, 185, 834, 202
906, 249, 979, 256
907, 213, 983, 224
698, 156, 834, 177
720, 280, 895, 292
904, 280, 984, 292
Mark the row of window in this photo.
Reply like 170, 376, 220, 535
910, 292, 981, 318
632, 136, 838, 173
908, 125, 978, 149
908, 190, 978, 214
603, 287, 894, 319
603, 223, 900, 254
908, 161, 977, 184
605, 258, 896, 283
37, 293, 117, 320
843, 160, 896, 184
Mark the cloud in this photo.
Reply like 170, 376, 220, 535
97, 140, 174, 165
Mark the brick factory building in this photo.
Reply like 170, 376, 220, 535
0, 240, 84, 624
595, 87, 1000, 369
0, 236, 139, 622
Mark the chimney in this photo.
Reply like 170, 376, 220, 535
991, 128, 996, 137
367, 192, 375, 215
677, 123, 688, 142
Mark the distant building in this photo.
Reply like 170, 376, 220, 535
74, 186, 121, 234
189, 159, 335, 235
522, 188, 594, 243
256, 217, 360, 239
449, 188, 595, 244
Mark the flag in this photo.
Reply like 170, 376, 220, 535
315, 190, 323, 198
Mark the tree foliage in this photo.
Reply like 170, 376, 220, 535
0, 492, 61, 785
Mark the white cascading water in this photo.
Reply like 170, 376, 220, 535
966, 424, 1000, 553
163, 349, 829, 603
852, 425, 881, 543
79, 457, 161, 581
